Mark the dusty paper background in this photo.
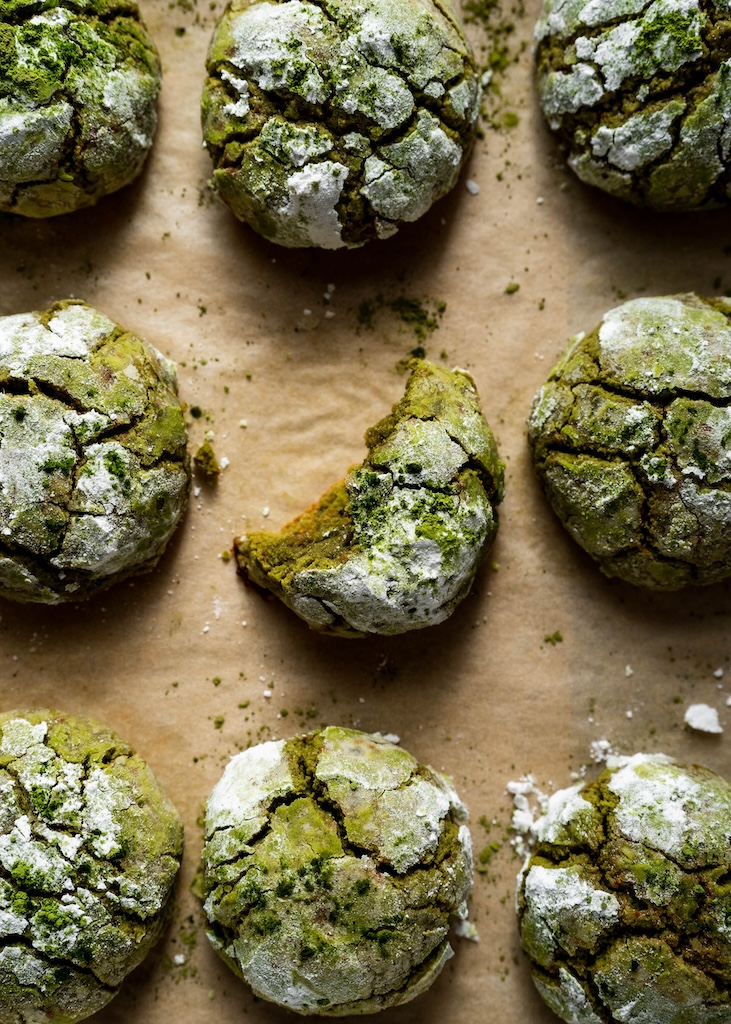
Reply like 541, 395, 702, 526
1, 0, 731, 1021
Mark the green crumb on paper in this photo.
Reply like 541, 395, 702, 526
194, 441, 221, 477
478, 840, 502, 869
390, 297, 446, 342
355, 295, 446, 340
357, 299, 378, 330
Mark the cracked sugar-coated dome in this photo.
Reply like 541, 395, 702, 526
0, 300, 190, 603
202, 727, 473, 1015
235, 359, 504, 635
201, 0, 481, 248
534, 0, 731, 209
517, 753, 731, 1024
0, 709, 184, 1024
528, 293, 731, 589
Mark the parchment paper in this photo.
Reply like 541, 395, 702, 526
1, 1, 730, 1021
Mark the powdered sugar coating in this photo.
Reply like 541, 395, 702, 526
533, 966, 605, 1024
0, 2, 161, 217
517, 753, 731, 1024
202, 727, 473, 1015
535, 783, 598, 846
521, 865, 621, 964
0, 300, 190, 603
201, 0, 480, 247
0, 710, 183, 1023
608, 753, 731, 865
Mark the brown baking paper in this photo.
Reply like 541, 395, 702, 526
1, 1, 730, 1022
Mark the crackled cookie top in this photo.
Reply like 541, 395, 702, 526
528, 293, 731, 589
235, 359, 504, 636
534, 0, 731, 208
0, 300, 190, 603
0, 0, 161, 217
202, 727, 473, 1016
201, 0, 480, 247
517, 753, 731, 1024
0, 709, 183, 1024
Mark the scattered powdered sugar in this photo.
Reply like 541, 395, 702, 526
509, 738, 620, 856
536, 784, 595, 846
507, 776, 549, 858
454, 917, 479, 941
590, 737, 616, 762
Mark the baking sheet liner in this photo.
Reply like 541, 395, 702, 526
1, 1, 730, 1021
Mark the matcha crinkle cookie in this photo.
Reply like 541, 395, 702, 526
201, 0, 481, 248
528, 293, 731, 589
0, 300, 190, 603
534, 0, 731, 208
0, 0, 163, 218
517, 753, 731, 1024
235, 359, 504, 636
202, 727, 473, 1015
0, 0, 161, 218
0, 709, 184, 1024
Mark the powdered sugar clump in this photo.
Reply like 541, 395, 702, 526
507, 776, 549, 858
684, 702, 723, 733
